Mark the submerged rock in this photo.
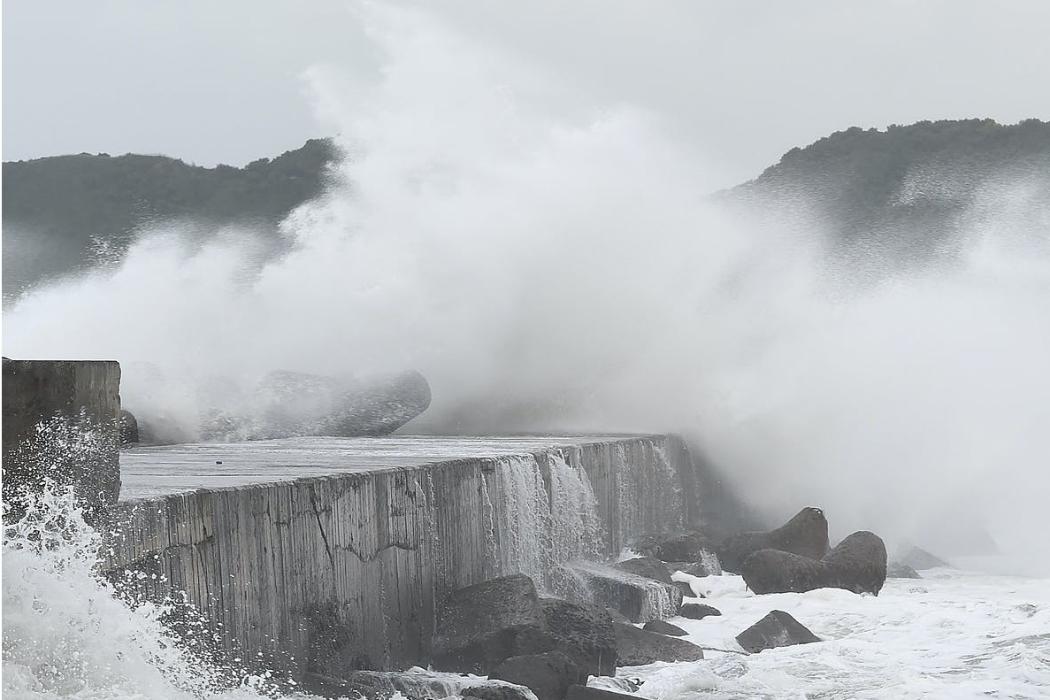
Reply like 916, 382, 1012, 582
886, 561, 922, 579
898, 545, 951, 570
491, 651, 583, 700
307, 670, 534, 700
642, 620, 689, 637
612, 622, 704, 665
735, 610, 821, 653
741, 531, 888, 595
613, 557, 673, 585
555, 561, 682, 623
717, 507, 829, 573
565, 686, 639, 700
679, 603, 721, 620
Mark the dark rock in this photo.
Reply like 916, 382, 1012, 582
735, 610, 821, 653
613, 557, 673, 585
898, 545, 951, 570
676, 555, 722, 578
604, 607, 631, 624
679, 603, 721, 620
432, 574, 544, 674
119, 409, 139, 445
740, 550, 827, 595
822, 531, 887, 594
312, 670, 534, 700
630, 530, 712, 562
490, 651, 583, 700
887, 561, 922, 579
203, 369, 431, 441
673, 581, 695, 599
612, 622, 704, 665
717, 507, 829, 573
463, 685, 537, 700
537, 598, 617, 677
642, 620, 689, 637
565, 686, 639, 700
433, 577, 619, 677
322, 369, 432, 437
555, 562, 682, 623
741, 531, 887, 595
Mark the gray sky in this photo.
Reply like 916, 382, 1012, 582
4, 0, 1050, 188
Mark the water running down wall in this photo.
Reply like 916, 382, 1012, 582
100, 435, 699, 684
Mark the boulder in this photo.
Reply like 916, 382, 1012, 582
491, 651, 583, 700
537, 598, 617, 677
204, 369, 432, 441
673, 581, 695, 599
735, 610, 820, 653
670, 554, 722, 578
119, 409, 139, 445
629, 530, 712, 562
307, 670, 534, 700
612, 623, 704, 666
642, 620, 689, 637
679, 603, 721, 620
322, 369, 432, 437
433, 577, 619, 677
464, 686, 538, 700
898, 545, 951, 570
741, 531, 887, 595
555, 562, 681, 623
613, 557, 673, 585
822, 531, 887, 594
886, 561, 921, 579
717, 507, 829, 573
432, 574, 545, 674
565, 686, 639, 700
740, 549, 826, 595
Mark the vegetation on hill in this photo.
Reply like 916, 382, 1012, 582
730, 118, 1050, 264
2, 138, 338, 299
4, 120, 1048, 300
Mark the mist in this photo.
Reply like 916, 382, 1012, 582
4, 5, 1049, 574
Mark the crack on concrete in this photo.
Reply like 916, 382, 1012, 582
309, 492, 336, 571
334, 541, 419, 563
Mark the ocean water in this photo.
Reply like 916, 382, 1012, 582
5, 485, 1047, 699
608, 569, 1050, 699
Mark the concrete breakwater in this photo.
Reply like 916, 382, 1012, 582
2, 358, 122, 520
102, 435, 701, 684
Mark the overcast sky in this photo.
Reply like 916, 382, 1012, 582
4, 0, 1050, 188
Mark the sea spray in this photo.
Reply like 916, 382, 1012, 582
4, 2, 1049, 570
1, 482, 304, 699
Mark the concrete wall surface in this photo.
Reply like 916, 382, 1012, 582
102, 434, 700, 681
2, 358, 121, 518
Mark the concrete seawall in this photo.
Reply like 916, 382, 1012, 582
102, 435, 700, 682
2, 358, 121, 519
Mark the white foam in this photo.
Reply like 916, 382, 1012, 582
622, 569, 1050, 698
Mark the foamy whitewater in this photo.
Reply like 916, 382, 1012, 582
5, 487, 1048, 699
594, 570, 1050, 699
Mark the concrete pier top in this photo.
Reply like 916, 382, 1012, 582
119, 434, 656, 500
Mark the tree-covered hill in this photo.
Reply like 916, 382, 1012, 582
729, 118, 1050, 265
2, 138, 338, 299
4, 120, 1048, 301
